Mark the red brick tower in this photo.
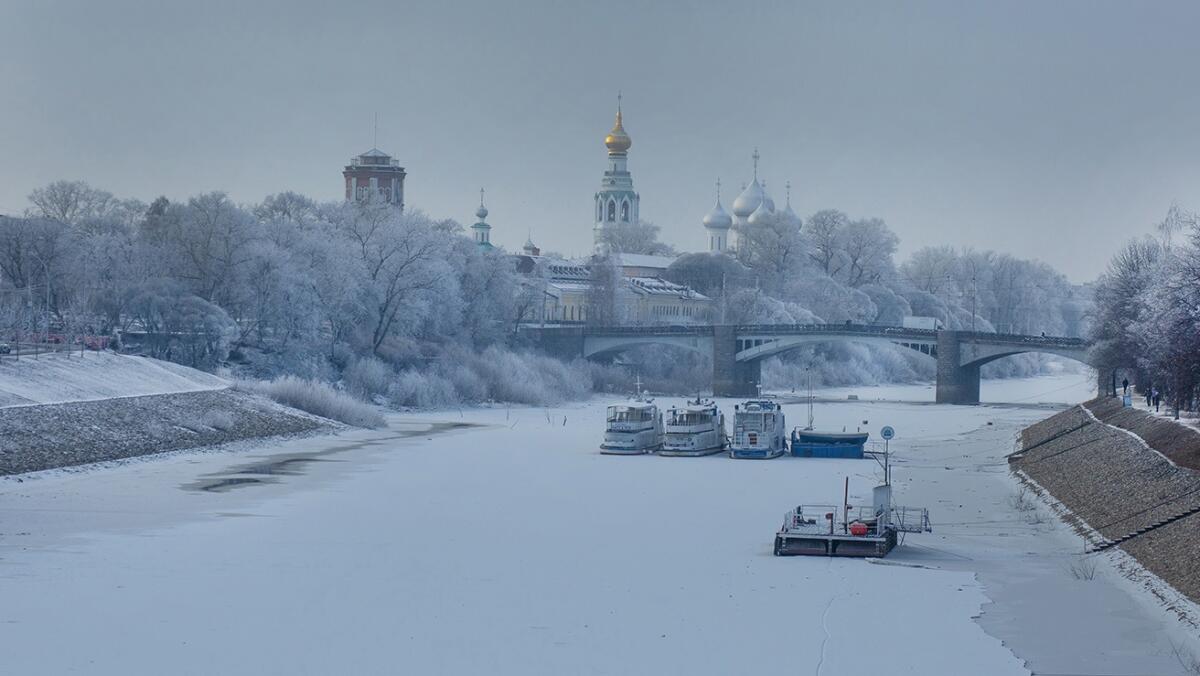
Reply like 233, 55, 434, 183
344, 148, 406, 208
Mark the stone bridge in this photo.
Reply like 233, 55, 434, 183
523, 324, 1093, 404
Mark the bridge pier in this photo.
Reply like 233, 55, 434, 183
936, 331, 981, 405
713, 326, 760, 397
526, 326, 585, 361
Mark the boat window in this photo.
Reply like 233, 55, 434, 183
608, 407, 652, 422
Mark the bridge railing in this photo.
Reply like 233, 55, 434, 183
523, 322, 1088, 347
734, 323, 937, 338
957, 330, 1088, 348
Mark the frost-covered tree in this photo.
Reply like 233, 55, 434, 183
586, 255, 621, 326
328, 202, 456, 353
664, 252, 753, 300
735, 211, 806, 293
1090, 237, 1163, 381
804, 209, 850, 276
838, 218, 898, 287
598, 220, 675, 255
26, 180, 116, 225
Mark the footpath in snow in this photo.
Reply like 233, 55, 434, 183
1, 373, 1198, 675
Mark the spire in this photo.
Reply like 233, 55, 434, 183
785, 180, 792, 208
752, 147, 760, 181
475, 187, 488, 221
716, 177, 722, 204
471, 187, 492, 249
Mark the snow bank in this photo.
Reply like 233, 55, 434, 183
0, 389, 333, 475
0, 352, 226, 408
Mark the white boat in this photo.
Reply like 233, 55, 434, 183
600, 391, 663, 455
729, 399, 787, 459
660, 398, 727, 457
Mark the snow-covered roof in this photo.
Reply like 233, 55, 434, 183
627, 276, 709, 300
548, 281, 591, 294
613, 253, 678, 270
545, 261, 590, 280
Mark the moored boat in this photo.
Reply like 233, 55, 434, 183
790, 429, 869, 458
600, 397, 663, 455
660, 398, 727, 456
729, 399, 787, 459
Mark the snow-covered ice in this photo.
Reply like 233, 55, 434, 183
2, 372, 1197, 675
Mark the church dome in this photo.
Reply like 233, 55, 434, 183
747, 199, 773, 226
605, 109, 632, 154
760, 183, 776, 213
780, 181, 800, 228
475, 204, 488, 220
732, 180, 764, 219
781, 203, 801, 228
703, 199, 732, 230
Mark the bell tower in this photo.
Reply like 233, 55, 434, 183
593, 93, 640, 254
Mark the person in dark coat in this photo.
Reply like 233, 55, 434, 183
1122, 378, 1129, 395
1153, 389, 1161, 412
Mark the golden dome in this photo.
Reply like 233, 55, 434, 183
605, 109, 631, 154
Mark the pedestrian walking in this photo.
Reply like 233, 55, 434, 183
1153, 389, 1161, 412
1122, 378, 1129, 395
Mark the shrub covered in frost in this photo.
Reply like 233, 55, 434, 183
344, 356, 393, 401
236, 376, 385, 428
387, 370, 459, 408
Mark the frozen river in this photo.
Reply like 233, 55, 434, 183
2, 373, 1198, 675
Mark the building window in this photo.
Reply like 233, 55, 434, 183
607, 199, 616, 222
621, 201, 630, 222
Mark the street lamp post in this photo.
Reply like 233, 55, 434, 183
971, 274, 977, 336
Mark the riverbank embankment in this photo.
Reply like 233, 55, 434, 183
1012, 397, 1200, 602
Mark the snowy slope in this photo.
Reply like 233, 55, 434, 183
0, 352, 226, 407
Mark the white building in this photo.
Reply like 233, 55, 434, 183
513, 246, 711, 327
513, 251, 592, 324
618, 277, 712, 325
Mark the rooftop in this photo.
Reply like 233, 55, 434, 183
627, 276, 708, 300
613, 253, 678, 270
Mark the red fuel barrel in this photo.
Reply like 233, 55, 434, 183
849, 521, 868, 536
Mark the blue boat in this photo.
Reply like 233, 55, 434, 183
729, 400, 787, 459
790, 429, 869, 459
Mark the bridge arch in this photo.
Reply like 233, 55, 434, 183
582, 335, 713, 361
959, 344, 1090, 370
735, 334, 939, 363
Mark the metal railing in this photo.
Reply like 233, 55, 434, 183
523, 322, 1088, 348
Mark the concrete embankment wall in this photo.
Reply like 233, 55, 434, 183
0, 389, 336, 476
1013, 398, 1200, 602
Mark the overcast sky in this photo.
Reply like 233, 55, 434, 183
3, 1, 1198, 281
